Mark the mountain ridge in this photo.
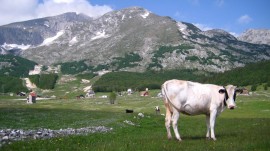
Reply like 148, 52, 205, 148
0, 7, 270, 73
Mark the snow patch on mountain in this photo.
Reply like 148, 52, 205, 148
69, 36, 78, 46
121, 14, 125, 20
91, 30, 110, 40
140, 11, 150, 19
44, 23, 50, 27
177, 22, 189, 37
2, 43, 31, 50
40, 30, 65, 46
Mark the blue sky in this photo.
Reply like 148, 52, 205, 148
0, 0, 269, 36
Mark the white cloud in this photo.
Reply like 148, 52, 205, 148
193, 23, 213, 31
0, 0, 113, 26
237, 15, 252, 24
0, 0, 38, 25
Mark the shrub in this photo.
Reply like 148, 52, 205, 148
109, 92, 117, 104
251, 85, 257, 91
263, 84, 268, 90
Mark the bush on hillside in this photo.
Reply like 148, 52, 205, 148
58, 60, 93, 74
0, 54, 37, 77
0, 76, 28, 93
29, 74, 58, 89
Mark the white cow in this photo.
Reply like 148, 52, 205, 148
161, 79, 242, 141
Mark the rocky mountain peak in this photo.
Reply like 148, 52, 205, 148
51, 12, 93, 21
101, 6, 152, 21
202, 29, 237, 41
238, 29, 270, 45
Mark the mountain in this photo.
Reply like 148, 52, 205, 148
1, 7, 270, 73
238, 29, 270, 45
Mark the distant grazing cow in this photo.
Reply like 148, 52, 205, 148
126, 109, 134, 113
155, 106, 160, 115
76, 94, 85, 99
161, 79, 242, 141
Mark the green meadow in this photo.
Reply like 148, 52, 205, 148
0, 89, 270, 151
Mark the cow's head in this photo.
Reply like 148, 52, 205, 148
219, 85, 243, 110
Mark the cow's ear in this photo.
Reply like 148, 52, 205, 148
219, 89, 226, 94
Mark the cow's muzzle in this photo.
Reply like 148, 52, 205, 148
228, 105, 235, 110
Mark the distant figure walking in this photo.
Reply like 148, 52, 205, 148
27, 89, 36, 104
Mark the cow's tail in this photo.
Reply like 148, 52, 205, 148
161, 82, 169, 104
162, 81, 182, 112
161, 82, 173, 113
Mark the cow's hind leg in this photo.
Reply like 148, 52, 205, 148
165, 103, 172, 140
172, 109, 181, 141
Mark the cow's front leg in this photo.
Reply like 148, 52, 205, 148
210, 109, 217, 141
172, 110, 181, 141
205, 115, 210, 139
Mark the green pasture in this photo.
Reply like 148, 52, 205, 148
0, 90, 270, 151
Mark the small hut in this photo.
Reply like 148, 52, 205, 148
86, 90, 95, 98
140, 88, 149, 96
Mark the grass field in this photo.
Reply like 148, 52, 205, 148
0, 89, 270, 151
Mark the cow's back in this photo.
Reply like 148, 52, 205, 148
162, 80, 188, 101
162, 80, 188, 109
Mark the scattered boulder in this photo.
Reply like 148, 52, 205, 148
0, 126, 112, 147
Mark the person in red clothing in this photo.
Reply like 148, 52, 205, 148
29, 89, 37, 103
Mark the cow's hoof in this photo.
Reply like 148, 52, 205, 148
206, 137, 211, 140
212, 138, 217, 141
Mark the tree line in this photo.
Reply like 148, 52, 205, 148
92, 69, 207, 92
204, 60, 270, 90
93, 61, 270, 92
